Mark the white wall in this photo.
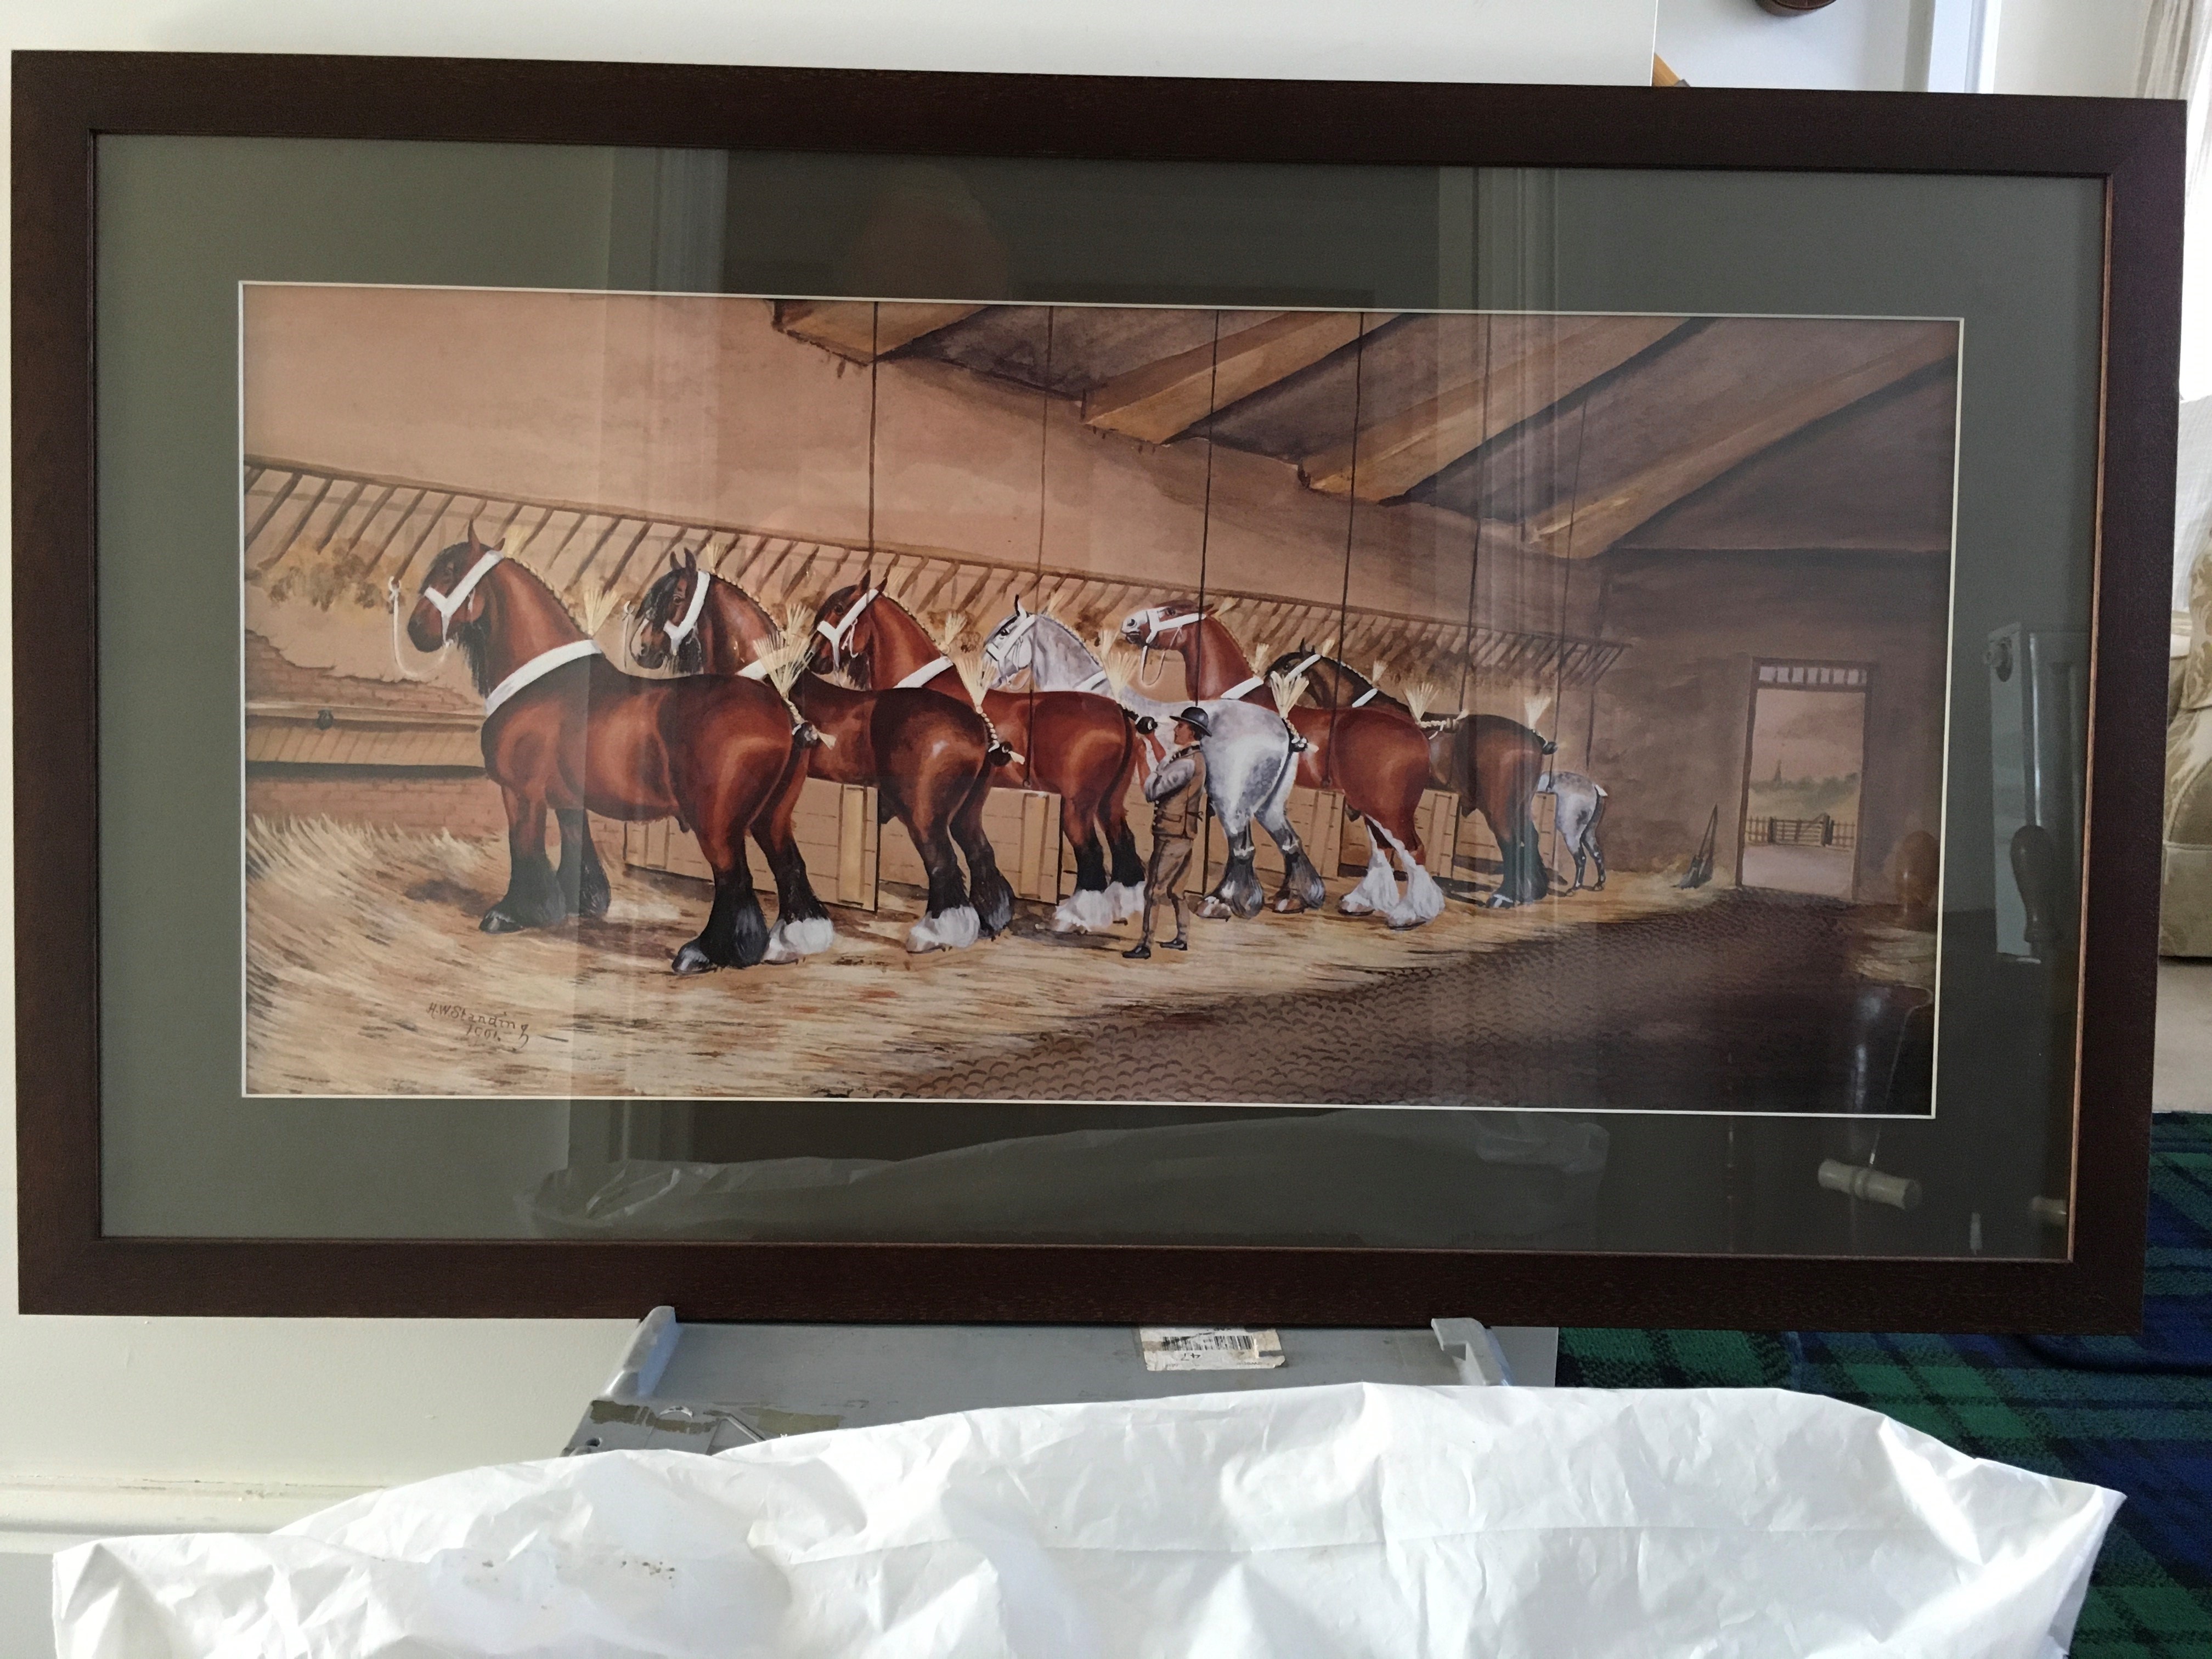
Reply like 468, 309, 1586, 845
1996, 0, 2153, 97
1657, 0, 1917, 90
0, 5, 1662, 1657
1657, 0, 2151, 95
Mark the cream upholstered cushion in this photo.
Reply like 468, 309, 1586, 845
2165, 546, 2212, 953
2187, 549, 2212, 712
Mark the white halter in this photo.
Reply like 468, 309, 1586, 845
1350, 685, 1381, 707
483, 639, 603, 718
814, 587, 881, 669
1133, 607, 1203, 645
983, 606, 1043, 670
894, 656, 955, 690
1221, 673, 1267, 700
421, 549, 504, 639
662, 568, 713, 647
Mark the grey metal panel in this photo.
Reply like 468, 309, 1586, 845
565, 1316, 1558, 1457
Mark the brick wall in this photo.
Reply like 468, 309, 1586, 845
245, 630, 476, 715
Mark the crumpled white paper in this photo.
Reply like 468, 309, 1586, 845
53, 1384, 2119, 1659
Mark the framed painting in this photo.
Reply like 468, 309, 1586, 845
14, 52, 2176, 1325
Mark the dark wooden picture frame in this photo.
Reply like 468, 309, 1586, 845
14, 51, 2177, 1325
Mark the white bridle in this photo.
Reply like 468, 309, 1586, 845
984, 607, 1109, 693
1126, 606, 1206, 693
814, 587, 881, 670
983, 606, 1043, 672
420, 549, 503, 639
661, 568, 714, 648
1130, 606, 1203, 645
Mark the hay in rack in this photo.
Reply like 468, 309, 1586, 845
573, 578, 625, 640
1093, 633, 1142, 698
1403, 679, 1447, 724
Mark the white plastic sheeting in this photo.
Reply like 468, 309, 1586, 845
54, 1384, 2118, 1659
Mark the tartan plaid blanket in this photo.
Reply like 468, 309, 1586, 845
1558, 1112, 2212, 1658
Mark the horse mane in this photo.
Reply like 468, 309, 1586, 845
1150, 605, 1261, 699
434, 546, 586, 697
1264, 647, 1363, 687
1041, 594, 1100, 637
636, 567, 706, 676
448, 611, 499, 697
1204, 609, 1262, 676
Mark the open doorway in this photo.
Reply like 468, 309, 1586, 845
1739, 662, 1870, 900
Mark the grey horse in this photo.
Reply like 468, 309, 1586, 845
980, 602, 1325, 918
1537, 769, 1608, 893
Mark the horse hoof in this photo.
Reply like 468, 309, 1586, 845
1339, 898, 1373, 916
1052, 889, 1115, 934
480, 909, 528, 934
907, 906, 980, 953
1483, 894, 1518, 911
672, 943, 718, 974
1194, 897, 1235, 921
1273, 895, 1306, 914
764, 916, 836, 963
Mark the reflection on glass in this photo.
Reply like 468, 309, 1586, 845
97, 137, 2102, 1259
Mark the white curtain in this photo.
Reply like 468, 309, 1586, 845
2144, 0, 2212, 605
2142, 0, 2212, 403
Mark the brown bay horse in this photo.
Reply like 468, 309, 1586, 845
1123, 607, 1446, 928
1262, 649, 1555, 906
632, 554, 1014, 951
404, 532, 822, 973
811, 582, 1147, 935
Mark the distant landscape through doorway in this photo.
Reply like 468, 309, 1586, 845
1738, 663, 1870, 901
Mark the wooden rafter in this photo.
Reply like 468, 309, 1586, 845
773, 300, 985, 362
1299, 314, 1686, 502
1528, 324, 1959, 558
1081, 311, 1393, 444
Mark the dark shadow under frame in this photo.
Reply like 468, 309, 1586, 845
12, 50, 2177, 1326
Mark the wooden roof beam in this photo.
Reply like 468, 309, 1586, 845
773, 300, 985, 362
1527, 324, 1959, 558
1081, 311, 1393, 444
1300, 314, 1688, 502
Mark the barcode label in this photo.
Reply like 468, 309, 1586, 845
1137, 1327, 1287, 1371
